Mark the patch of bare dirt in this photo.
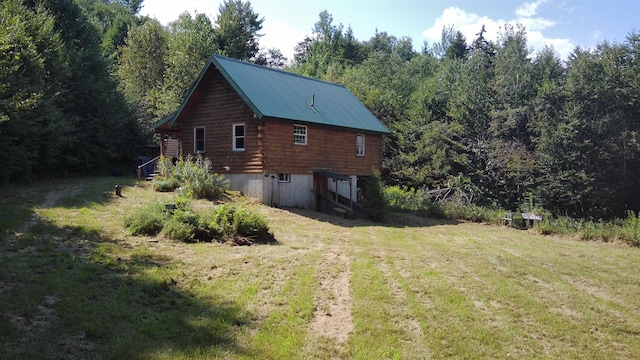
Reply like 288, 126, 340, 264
308, 244, 354, 345
13, 185, 86, 235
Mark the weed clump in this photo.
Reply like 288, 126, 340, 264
124, 201, 166, 236
154, 155, 228, 200
209, 204, 272, 242
125, 197, 274, 245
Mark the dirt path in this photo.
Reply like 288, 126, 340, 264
14, 185, 85, 235
3, 184, 92, 357
308, 234, 354, 346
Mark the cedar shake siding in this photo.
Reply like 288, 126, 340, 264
177, 69, 264, 173
262, 120, 383, 176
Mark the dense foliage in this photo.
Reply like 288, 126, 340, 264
124, 196, 274, 244
0, 0, 141, 181
154, 154, 229, 200
0, 0, 269, 182
291, 15, 640, 219
3, 0, 638, 220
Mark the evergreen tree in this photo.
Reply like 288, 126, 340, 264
214, 0, 263, 61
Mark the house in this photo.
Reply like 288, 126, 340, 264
152, 54, 389, 213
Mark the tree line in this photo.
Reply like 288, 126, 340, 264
2, 0, 639, 219
0, 0, 273, 182
290, 12, 640, 219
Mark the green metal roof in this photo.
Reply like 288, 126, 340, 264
166, 54, 389, 134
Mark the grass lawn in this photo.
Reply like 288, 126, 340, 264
1, 177, 639, 359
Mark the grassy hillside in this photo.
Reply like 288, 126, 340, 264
1, 177, 639, 359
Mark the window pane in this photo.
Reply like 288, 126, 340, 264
278, 174, 290, 183
233, 124, 245, 150
195, 127, 205, 153
294, 125, 306, 145
356, 134, 365, 156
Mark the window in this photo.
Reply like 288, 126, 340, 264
293, 124, 307, 145
233, 123, 245, 151
278, 174, 291, 183
194, 127, 205, 154
356, 134, 365, 156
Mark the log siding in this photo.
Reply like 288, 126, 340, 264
178, 70, 263, 173
263, 119, 383, 176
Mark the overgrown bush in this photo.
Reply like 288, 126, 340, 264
153, 177, 180, 192
618, 211, 640, 246
125, 197, 273, 244
363, 169, 387, 222
385, 186, 427, 212
382, 184, 503, 223
210, 204, 272, 242
535, 212, 640, 246
154, 154, 228, 200
124, 201, 167, 236
163, 219, 196, 242
439, 198, 491, 222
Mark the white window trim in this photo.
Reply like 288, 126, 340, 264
278, 173, 291, 183
194, 127, 205, 154
293, 124, 307, 145
356, 134, 365, 156
233, 123, 245, 151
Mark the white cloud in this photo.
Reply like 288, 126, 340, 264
260, 20, 309, 62
422, 7, 503, 47
516, 0, 547, 18
421, 3, 575, 60
139, 0, 219, 25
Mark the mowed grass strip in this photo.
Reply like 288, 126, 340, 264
1, 178, 640, 359
346, 220, 640, 359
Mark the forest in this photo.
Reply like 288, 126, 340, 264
1, 0, 639, 219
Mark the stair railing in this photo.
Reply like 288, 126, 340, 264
137, 155, 160, 181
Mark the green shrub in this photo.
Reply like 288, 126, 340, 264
385, 186, 428, 212
126, 194, 273, 244
172, 208, 200, 227
153, 154, 229, 200
163, 219, 196, 242
234, 208, 270, 239
210, 204, 273, 242
124, 201, 167, 236
363, 169, 387, 222
153, 178, 180, 192
439, 199, 485, 222
617, 211, 640, 246
477, 207, 505, 224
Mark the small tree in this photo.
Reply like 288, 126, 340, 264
364, 168, 388, 222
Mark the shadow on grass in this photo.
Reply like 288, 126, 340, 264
0, 213, 251, 358
278, 207, 460, 229
0, 176, 138, 237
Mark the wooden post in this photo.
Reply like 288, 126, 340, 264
159, 132, 165, 157
349, 177, 353, 210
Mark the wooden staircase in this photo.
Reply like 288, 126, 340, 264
137, 155, 160, 181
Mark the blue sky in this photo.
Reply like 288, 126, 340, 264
139, 0, 638, 62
